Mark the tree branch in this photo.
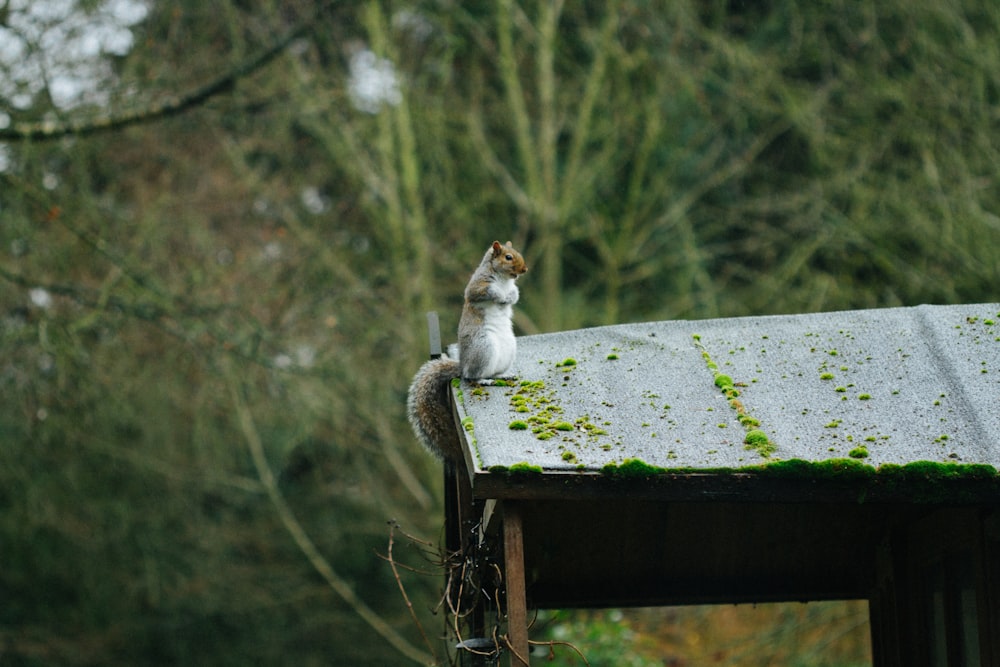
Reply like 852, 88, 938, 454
225, 367, 436, 666
0, 23, 307, 142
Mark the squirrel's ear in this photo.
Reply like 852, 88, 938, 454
504, 241, 513, 248
491, 240, 502, 254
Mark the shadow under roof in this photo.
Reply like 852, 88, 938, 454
453, 303, 1000, 501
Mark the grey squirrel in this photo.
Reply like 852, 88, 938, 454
407, 240, 528, 460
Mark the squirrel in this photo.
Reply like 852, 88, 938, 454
407, 240, 528, 461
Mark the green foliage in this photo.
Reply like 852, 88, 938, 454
535, 610, 664, 667
535, 604, 871, 666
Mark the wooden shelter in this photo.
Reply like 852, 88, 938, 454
438, 303, 1000, 666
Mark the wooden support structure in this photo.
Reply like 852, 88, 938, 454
432, 304, 1000, 665
502, 502, 529, 666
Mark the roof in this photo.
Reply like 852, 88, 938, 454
453, 303, 1000, 502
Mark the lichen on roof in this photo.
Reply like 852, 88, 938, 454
453, 304, 1000, 479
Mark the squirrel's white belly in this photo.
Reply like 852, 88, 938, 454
477, 303, 517, 377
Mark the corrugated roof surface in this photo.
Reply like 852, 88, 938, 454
455, 303, 1000, 473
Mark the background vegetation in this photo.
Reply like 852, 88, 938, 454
1, 0, 997, 664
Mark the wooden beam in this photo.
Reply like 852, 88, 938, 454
985, 511, 1000, 666
503, 502, 530, 666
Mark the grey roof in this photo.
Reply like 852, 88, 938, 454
454, 303, 1000, 476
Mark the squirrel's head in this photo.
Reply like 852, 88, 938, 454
492, 240, 527, 278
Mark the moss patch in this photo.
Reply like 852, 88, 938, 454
601, 458, 662, 477
452, 379, 482, 468
487, 462, 544, 475
714, 374, 734, 390
753, 458, 875, 481
594, 458, 1000, 497
848, 446, 869, 459
504, 376, 611, 449
744, 430, 776, 457
693, 334, 775, 458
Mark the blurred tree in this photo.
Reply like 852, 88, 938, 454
1, 0, 999, 665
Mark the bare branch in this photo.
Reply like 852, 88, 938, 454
225, 367, 436, 666
0, 22, 306, 142
385, 521, 440, 662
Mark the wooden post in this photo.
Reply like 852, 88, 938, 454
426, 311, 443, 359
503, 502, 530, 666
444, 462, 460, 557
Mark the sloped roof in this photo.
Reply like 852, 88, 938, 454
454, 303, 1000, 500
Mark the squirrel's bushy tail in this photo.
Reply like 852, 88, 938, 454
406, 356, 463, 461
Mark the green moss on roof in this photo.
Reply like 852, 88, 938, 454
748, 458, 872, 479
879, 461, 998, 480
692, 335, 776, 459
744, 430, 776, 457
593, 457, 1000, 489
714, 374, 734, 389
601, 458, 663, 477
493, 462, 543, 475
